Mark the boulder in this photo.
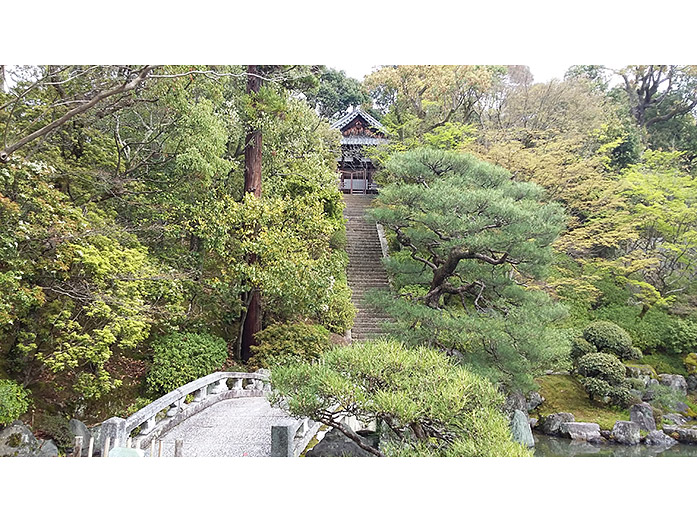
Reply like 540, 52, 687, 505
662, 425, 697, 444
510, 409, 534, 448
630, 402, 656, 431
504, 391, 527, 417
642, 388, 656, 402
0, 421, 41, 457
69, 419, 92, 456
673, 402, 690, 415
611, 421, 640, 445
658, 374, 688, 394
526, 392, 545, 412
305, 428, 376, 457
687, 375, 697, 393
36, 439, 59, 457
662, 413, 686, 426
540, 412, 575, 436
559, 422, 601, 442
645, 430, 678, 448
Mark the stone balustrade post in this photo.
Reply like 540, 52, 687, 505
140, 416, 157, 435
210, 378, 228, 394
193, 386, 207, 403
232, 378, 243, 390
101, 417, 128, 451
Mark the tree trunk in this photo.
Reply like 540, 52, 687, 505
241, 65, 263, 362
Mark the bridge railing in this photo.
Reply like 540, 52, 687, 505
100, 370, 270, 454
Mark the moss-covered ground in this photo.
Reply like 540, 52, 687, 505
534, 374, 629, 430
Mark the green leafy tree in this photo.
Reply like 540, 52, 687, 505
304, 67, 372, 119
270, 339, 531, 457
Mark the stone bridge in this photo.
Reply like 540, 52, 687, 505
100, 371, 321, 457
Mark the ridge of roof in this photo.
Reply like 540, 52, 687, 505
330, 107, 387, 133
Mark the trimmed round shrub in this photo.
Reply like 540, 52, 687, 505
249, 322, 331, 369
583, 320, 641, 360
0, 379, 31, 426
581, 376, 613, 401
146, 332, 228, 395
570, 337, 596, 362
577, 352, 626, 385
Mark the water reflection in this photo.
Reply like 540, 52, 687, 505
533, 433, 697, 457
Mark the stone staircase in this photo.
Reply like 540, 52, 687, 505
343, 194, 392, 341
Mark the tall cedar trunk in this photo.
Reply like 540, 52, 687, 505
241, 65, 263, 362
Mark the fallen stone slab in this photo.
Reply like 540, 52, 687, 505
560, 422, 601, 442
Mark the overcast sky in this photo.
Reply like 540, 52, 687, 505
331, 64, 579, 84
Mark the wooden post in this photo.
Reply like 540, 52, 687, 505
87, 437, 94, 458
73, 436, 83, 457
174, 439, 183, 457
104, 436, 111, 457
157, 439, 163, 457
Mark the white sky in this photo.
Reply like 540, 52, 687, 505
331, 64, 608, 84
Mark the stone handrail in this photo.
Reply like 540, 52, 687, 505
100, 371, 270, 453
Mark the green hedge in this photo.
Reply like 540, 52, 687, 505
146, 332, 229, 395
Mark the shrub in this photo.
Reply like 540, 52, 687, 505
647, 383, 688, 413
319, 280, 356, 334
570, 337, 596, 362
146, 332, 228, 395
0, 379, 31, 426
640, 352, 687, 376
577, 352, 626, 385
249, 322, 331, 369
583, 320, 641, 360
666, 319, 697, 354
34, 413, 73, 452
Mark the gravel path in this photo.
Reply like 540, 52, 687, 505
157, 397, 293, 457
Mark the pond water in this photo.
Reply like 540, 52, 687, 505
533, 433, 697, 457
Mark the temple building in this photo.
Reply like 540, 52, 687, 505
330, 107, 388, 194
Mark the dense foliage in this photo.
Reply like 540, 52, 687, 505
270, 339, 531, 457
0, 65, 352, 418
0, 379, 31, 425
249, 322, 331, 369
146, 332, 228, 395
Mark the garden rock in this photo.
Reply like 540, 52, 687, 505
504, 391, 527, 417
560, 422, 601, 442
658, 374, 688, 394
662, 425, 697, 444
630, 402, 656, 431
540, 412, 575, 436
644, 430, 677, 447
529, 417, 538, 428
611, 421, 640, 445
642, 388, 656, 402
687, 375, 697, 393
510, 409, 534, 448
36, 439, 59, 457
662, 413, 686, 426
526, 392, 544, 412
305, 427, 376, 457
69, 419, 92, 456
0, 421, 41, 457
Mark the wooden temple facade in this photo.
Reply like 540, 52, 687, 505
330, 107, 388, 194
